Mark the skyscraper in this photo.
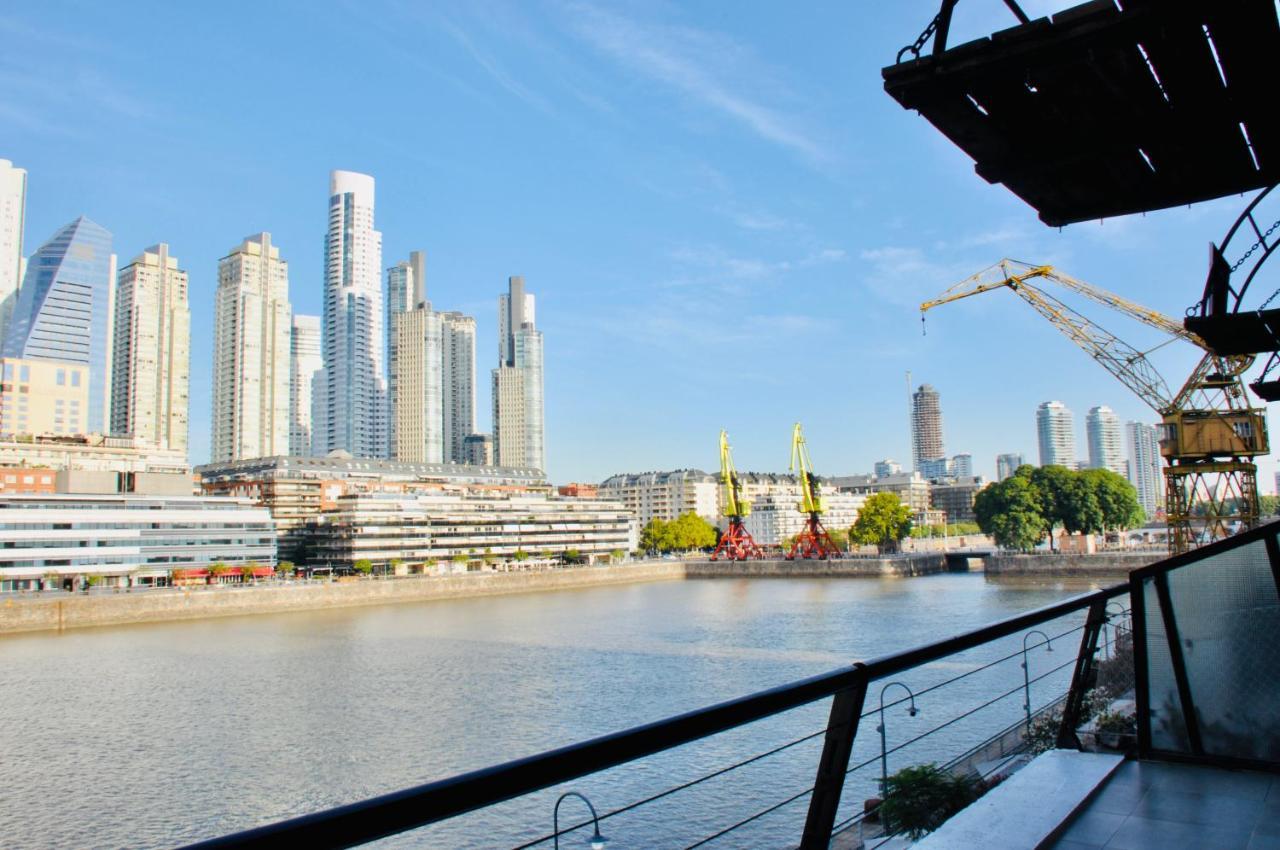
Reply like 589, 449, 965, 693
111, 244, 190, 454
211, 233, 292, 462
320, 170, 384, 458
874, 459, 902, 479
911, 383, 945, 473
996, 452, 1025, 481
0, 160, 27, 353
385, 251, 422, 370
4, 216, 115, 433
492, 276, 544, 471
1126, 421, 1162, 519
950, 453, 973, 478
1086, 405, 1125, 475
290, 315, 323, 456
1036, 401, 1076, 468
442, 311, 476, 463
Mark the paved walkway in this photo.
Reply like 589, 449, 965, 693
1045, 759, 1280, 850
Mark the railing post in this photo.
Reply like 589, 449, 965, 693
800, 664, 868, 850
1056, 599, 1108, 749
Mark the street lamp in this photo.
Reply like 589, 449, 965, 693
554, 791, 607, 850
877, 681, 920, 793
1022, 630, 1054, 730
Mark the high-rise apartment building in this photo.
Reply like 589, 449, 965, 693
1086, 405, 1126, 475
385, 251, 421, 367
951, 453, 973, 478
464, 433, 493, 466
442, 311, 476, 463
211, 233, 292, 462
4, 217, 115, 433
289, 315, 322, 457
111, 244, 190, 454
320, 170, 384, 458
0, 160, 27, 352
1126, 421, 1162, 519
1037, 401, 1076, 468
996, 452, 1025, 481
911, 383, 945, 473
492, 276, 545, 471
874, 459, 902, 479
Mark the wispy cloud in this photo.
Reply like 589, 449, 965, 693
664, 244, 847, 293
437, 16, 555, 113
561, 2, 828, 163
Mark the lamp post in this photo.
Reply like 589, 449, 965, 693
553, 791, 607, 850
1022, 630, 1054, 730
877, 681, 920, 794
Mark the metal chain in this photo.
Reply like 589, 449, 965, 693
897, 13, 941, 63
1231, 217, 1280, 272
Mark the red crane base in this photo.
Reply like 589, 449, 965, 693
711, 519, 764, 561
786, 515, 842, 560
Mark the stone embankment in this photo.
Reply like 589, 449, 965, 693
686, 555, 952, 578
983, 551, 1160, 576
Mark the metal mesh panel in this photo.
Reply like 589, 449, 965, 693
1167, 538, 1280, 761
1142, 576, 1187, 752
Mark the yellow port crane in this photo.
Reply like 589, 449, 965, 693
786, 423, 841, 559
711, 430, 764, 561
921, 260, 1268, 553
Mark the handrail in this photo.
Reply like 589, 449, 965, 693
184, 581, 1128, 850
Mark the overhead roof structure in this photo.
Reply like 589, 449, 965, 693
882, 0, 1280, 226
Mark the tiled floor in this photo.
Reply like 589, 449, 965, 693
1045, 759, 1280, 850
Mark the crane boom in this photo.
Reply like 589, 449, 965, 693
789, 423, 824, 515
719, 429, 748, 519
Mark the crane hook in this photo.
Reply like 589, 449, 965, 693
921, 312, 927, 336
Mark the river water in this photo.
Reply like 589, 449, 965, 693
0, 573, 1120, 849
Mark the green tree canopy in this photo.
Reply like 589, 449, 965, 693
670, 512, 718, 550
975, 473, 1048, 551
639, 518, 673, 553
353, 559, 373, 575
1081, 468, 1145, 531
850, 492, 913, 553
976, 465, 1145, 550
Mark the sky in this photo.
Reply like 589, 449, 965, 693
5, 1, 1279, 488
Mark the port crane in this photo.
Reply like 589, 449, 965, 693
786, 423, 842, 560
711, 430, 764, 562
921, 260, 1269, 553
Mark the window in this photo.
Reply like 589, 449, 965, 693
56, 370, 65, 386
19, 366, 29, 382
71, 371, 80, 387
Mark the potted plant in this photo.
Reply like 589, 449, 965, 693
877, 763, 981, 838
1095, 709, 1137, 751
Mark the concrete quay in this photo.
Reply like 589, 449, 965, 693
983, 552, 1160, 576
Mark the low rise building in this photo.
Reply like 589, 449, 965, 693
833, 471, 933, 522
742, 491, 867, 547
303, 491, 633, 571
599, 469, 718, 527
196, 454, 547, 559
0, 357, 90, 437
929, 476, 987, 524
558, 482, 599, 498
0, 493, 275, 592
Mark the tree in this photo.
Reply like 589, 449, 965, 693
974, 474, 1046, 552
562, 549, 582, 564
513, 549, 529, 562
388, 558, 403, 576
209, 562, 231, 576
353, 559, 373, 575
610, 549, 626, 563
851, 492, 913, 554
878, 764, 981, 839
276, 559, 295, 576
1081, 468, 1145, 532
1029, 465, 1073, 551
639, 518, 674, 553
669, 512, 717, 550
451, 552, 468, 564
1060, 473, 1104, 536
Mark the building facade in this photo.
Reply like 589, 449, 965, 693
930, 477, 986, 524
3, 216, 115, 434
598, 469, 719, 527
1126, 420, 1162, 519
0, 159, 26, 353
0, 358, 88, 437
911, 383, 945, 473
1037, 400, 1076, 468
111, 243, 190, 454
391, 307, 444, 462
442, 311, 476, 463
289, 315, 322, 456
0, 493, 275, 592
996, 452, 1025, 481
874, 459, 902, 478
743, 492, 866, 546
950, 453, 973, 478
305, 492, 631, 571
212, 233, 292, 462
320, 170, 385, 458
1086, 405, 1126, 475
492, 276, 545, 471
464, 433, 493, 466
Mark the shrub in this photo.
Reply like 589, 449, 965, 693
878, 764, 981, 839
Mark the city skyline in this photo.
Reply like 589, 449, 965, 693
6, 2, 1278, 486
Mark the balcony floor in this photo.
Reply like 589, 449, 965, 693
1046, 759, 1280, 850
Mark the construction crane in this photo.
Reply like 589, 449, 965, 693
711, 430, 764, 562
921, 260, 1269, 553
786, 423, 842, 560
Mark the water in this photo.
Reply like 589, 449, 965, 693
0, 573, 1116, 849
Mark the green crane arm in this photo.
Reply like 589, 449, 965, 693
789, 423, 825, 515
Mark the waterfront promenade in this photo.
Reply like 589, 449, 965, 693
0, 551, 1153, 635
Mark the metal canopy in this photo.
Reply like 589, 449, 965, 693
882, 0, 1280, 226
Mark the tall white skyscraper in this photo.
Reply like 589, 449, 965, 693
911, 384, 945, 473
211, 233, 292, 462
1126, 421, 1162, 519
0, 160, 26, 353
111, 243, 190, 454
1086, 405, 1126, 475
320, 170, 384, 458
1036, 401, 1076, 468
290, 315, 322, 456
492, 275, 545, 471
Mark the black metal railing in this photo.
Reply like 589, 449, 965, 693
184, 579, 1131, 850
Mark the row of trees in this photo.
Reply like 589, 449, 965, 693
974, 465, 1144, 551
638, 512, 720, 553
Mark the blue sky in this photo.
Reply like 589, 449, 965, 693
5, 1, 1278, 488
